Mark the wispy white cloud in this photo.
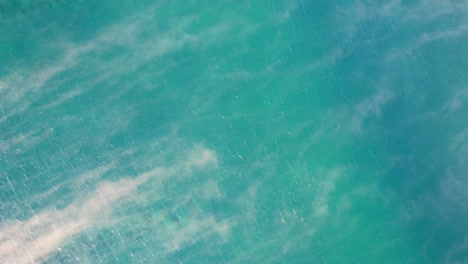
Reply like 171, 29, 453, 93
337, 0, 468, 39
350, 86, 395, 134
0, 40, 91, 109
39, 89, 83, 110
0, 3, 198, 122
0, 127, 54, 155
304, 48, 346, 72
444, 234, 468, 264
273, 0, 299, 24
386, 24, 468, 61
311, 168, 342, 218
160, 215, 230, 253
184, 145, 218, 170
442, 88, 468, 113
0, 145, 223, 263
0, 167, 155, 263
442, 128, 468, 206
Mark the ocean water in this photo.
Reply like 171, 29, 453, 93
1, 0, 467, 263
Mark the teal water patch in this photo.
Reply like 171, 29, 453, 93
1, 0, 467, 263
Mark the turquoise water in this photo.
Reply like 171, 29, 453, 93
1, 0, 467, 263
